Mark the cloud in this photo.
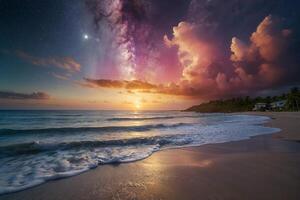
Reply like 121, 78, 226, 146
16, 51, 81, 73
52, 72, 71, 81
78, 78, 218, 98
158, 15, 296, 98
164, 22, 215, 82
80, 79, 158, 90
0, 91, 50, 100
162, 21, 227, 98
80, 15, 298, 100
230, 15, 293, 87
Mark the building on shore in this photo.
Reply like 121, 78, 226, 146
253, 103, 267, 111
253, 100, 287, 111
270, 100, 287, 110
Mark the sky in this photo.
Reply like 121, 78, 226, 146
0, 0, 300, 110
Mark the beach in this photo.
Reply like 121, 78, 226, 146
0, 112, 300, 200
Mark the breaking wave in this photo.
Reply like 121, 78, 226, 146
0, 111, 280, 195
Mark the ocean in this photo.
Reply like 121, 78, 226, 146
0, 110, 279, 194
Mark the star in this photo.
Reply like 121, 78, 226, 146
83, 34, 89, 40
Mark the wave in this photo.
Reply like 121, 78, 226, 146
0, 114, 279, 195
106, 115, 202, 121
0, 143, 160, 195
52, 114, 83, 117
0, 122, 191, 135
0, 134, 193, 157
106, 116, 175, 121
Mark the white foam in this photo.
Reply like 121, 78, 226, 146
0, 114, 279, 195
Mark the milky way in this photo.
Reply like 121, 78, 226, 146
85, 0, 154, 79
84, 0, 300, 99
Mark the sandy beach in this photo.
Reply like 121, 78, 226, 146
1, 112, 300, 200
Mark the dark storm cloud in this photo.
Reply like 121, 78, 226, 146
0, 91, 50, 100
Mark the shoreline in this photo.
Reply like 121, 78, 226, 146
1, 112, 300, 200
243, 112, 300, 141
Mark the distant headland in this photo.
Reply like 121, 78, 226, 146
185, 87, 300, 113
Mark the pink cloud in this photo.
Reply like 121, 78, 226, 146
81, 15, 295, 100
231, 15, 292, 87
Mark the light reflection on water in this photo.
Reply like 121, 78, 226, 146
0, 110, 278, 194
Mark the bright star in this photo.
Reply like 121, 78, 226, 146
83, 34, 89, 40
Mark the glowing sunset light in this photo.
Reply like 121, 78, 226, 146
134, 99, 141, 110
0, 0, 299, 110
1, 1, 300, 199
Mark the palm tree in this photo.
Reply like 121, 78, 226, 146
287, 87, 300, 111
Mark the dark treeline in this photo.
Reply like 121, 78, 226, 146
185, 87, 300, 113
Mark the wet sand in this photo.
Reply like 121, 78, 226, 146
1, 112, 300, 200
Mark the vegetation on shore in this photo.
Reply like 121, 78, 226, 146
185, 87, 300, 113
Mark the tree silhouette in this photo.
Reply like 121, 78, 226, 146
186, 87, 300, 112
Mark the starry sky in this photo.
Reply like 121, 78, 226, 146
0, 0, 300, 110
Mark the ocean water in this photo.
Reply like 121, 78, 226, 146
0, 110, 279, 194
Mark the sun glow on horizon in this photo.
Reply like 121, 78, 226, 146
134, 99, 141, 110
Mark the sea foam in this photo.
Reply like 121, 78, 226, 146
0, 111, 279, 194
